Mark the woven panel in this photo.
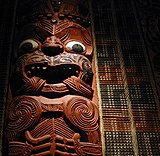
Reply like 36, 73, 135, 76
92, 0, 160, 155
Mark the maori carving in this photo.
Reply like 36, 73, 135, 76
7, 96, 42, 134
63, 96, 99, 132
3, 0, 102, 155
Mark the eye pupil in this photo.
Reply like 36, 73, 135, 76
72, 44, 83, 52
20, 43, 33, 51
66, 41, 85, 53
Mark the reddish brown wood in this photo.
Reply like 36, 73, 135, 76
3, 0, 102, 155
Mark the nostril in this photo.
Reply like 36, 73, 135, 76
42, 46, 63, 56
42, 36, 64, 56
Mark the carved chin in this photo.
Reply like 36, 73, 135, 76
41, 82, 69, 96
35, 76, 93, 99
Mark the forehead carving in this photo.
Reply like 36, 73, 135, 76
17, 21, 93, 57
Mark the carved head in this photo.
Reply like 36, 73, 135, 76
11, 19, 93, 99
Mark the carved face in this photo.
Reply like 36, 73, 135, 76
11, 22, 93, 98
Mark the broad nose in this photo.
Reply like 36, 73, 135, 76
42, 36, 63, 56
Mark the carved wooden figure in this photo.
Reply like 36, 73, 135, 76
3, 0, 102, 155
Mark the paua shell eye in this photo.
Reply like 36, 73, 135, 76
66, 41, 85, 53
19, 39, 40, 53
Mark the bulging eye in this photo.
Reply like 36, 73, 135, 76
66, 41, 85, 53
19, 39, 40, 53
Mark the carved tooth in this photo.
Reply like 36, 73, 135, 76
69, 67, 72, 70
31, 66, 35, 70
43, 67, 47, 70
37, 67, 40, 69
76, 70, 79, 77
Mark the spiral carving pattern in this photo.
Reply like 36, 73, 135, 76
7, 96, 42, 132
64, 97, 99, 132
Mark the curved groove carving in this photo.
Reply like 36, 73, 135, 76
64, 96, 99, 132
79, 142, 102, 156
7, 96, 42, 132
63, 76, 93, 99
8, 142, 32, 156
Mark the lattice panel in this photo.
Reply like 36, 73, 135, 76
137, 132, 160, 156
92, 1, 134, 155
105, 132, 133, 156
92, 0, 160, 155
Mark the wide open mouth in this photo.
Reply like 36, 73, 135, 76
25, 63, 80, 84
